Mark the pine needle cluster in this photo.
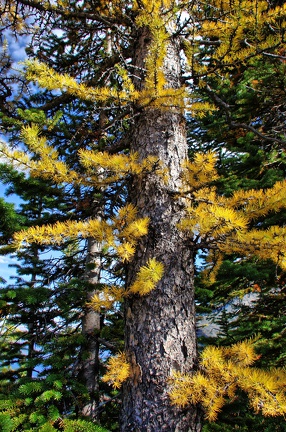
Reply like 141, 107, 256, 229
102, 352, 131, 389
88, 258, 164, 311
0, 124, 161, 187
169, 340, 286, 421
179, 152, 286, 273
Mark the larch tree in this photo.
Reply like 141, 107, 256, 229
0, 164, 109, 431
2, 1, 286, 431
191, 29, 286, 430
0, 16, 121, 429
0, 35, 123, 432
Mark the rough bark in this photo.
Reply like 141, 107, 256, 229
121, 32, 201, 432
81, 237, 101, 419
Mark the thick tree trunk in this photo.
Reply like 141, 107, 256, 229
81, 237, 101, 419
121, 33, 201, 432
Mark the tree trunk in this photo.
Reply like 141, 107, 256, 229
81, 237, 101, 419
121, 32, 201, 432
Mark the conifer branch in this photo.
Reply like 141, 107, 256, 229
15, 0, 127, 26
204, 84, 286, 145
169, 340, 286, 421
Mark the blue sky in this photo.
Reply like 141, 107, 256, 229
7, 32, 29, 62
0, 255, 18, 284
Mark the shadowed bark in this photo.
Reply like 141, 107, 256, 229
81, 238, 101, 419
121, 30, 201, 432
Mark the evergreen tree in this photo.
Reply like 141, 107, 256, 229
0, 167, 111, 430
2, 1, 286, 431
193, 21, 286, 431
0, 76, 123, 432
0, 11, 125, 427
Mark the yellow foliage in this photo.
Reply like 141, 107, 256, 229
136, 0, 173, 14
237, 367, 286, 417
1, 125, 164, 188
115, 204, 138, 225
225, 339, 260, 367
102, 352, 131, 389
200, 345, 226, 371
13, 219, 114, 249
13, 204, 148, 255
219, 226, 286, 270
11, 123, 285, 286
181, 0, 286, 84
4, 0, 286, 116
134, 0, 184, 104
79, 149, 159, 183
128, 258, 164, 296
21, 0, 191, 112
168, 370, 193, 407
189, 101, 217, 118
88, 257, 164, 312
112, 204, 149, 260
1, 2, 28, 31
115, 242, 136, 262
169, 339, 286, 420
118, 218, 149, 242
177, 151, 286, 277
227, 180, 286, 220
179, 203, 248, 239
20, 125, 55, 158
6, 121, 286, 302
24, 60, 133, 104
200, 250, 224, 286
1, 125, 81, 185
79, 150, 136, 173
195, 0, 283, 65
181, 152, 219, 191
12, 203, 163, 299
88, 286, 124, 312
24, 55, 186, 110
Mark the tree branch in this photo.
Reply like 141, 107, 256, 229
17, 0, 130, 26
204, 84, 286, 145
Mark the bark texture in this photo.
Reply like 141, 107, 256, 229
81, 237, 101, 419
121, 32, 201, 432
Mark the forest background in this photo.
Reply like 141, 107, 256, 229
1, 1, 286, 431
